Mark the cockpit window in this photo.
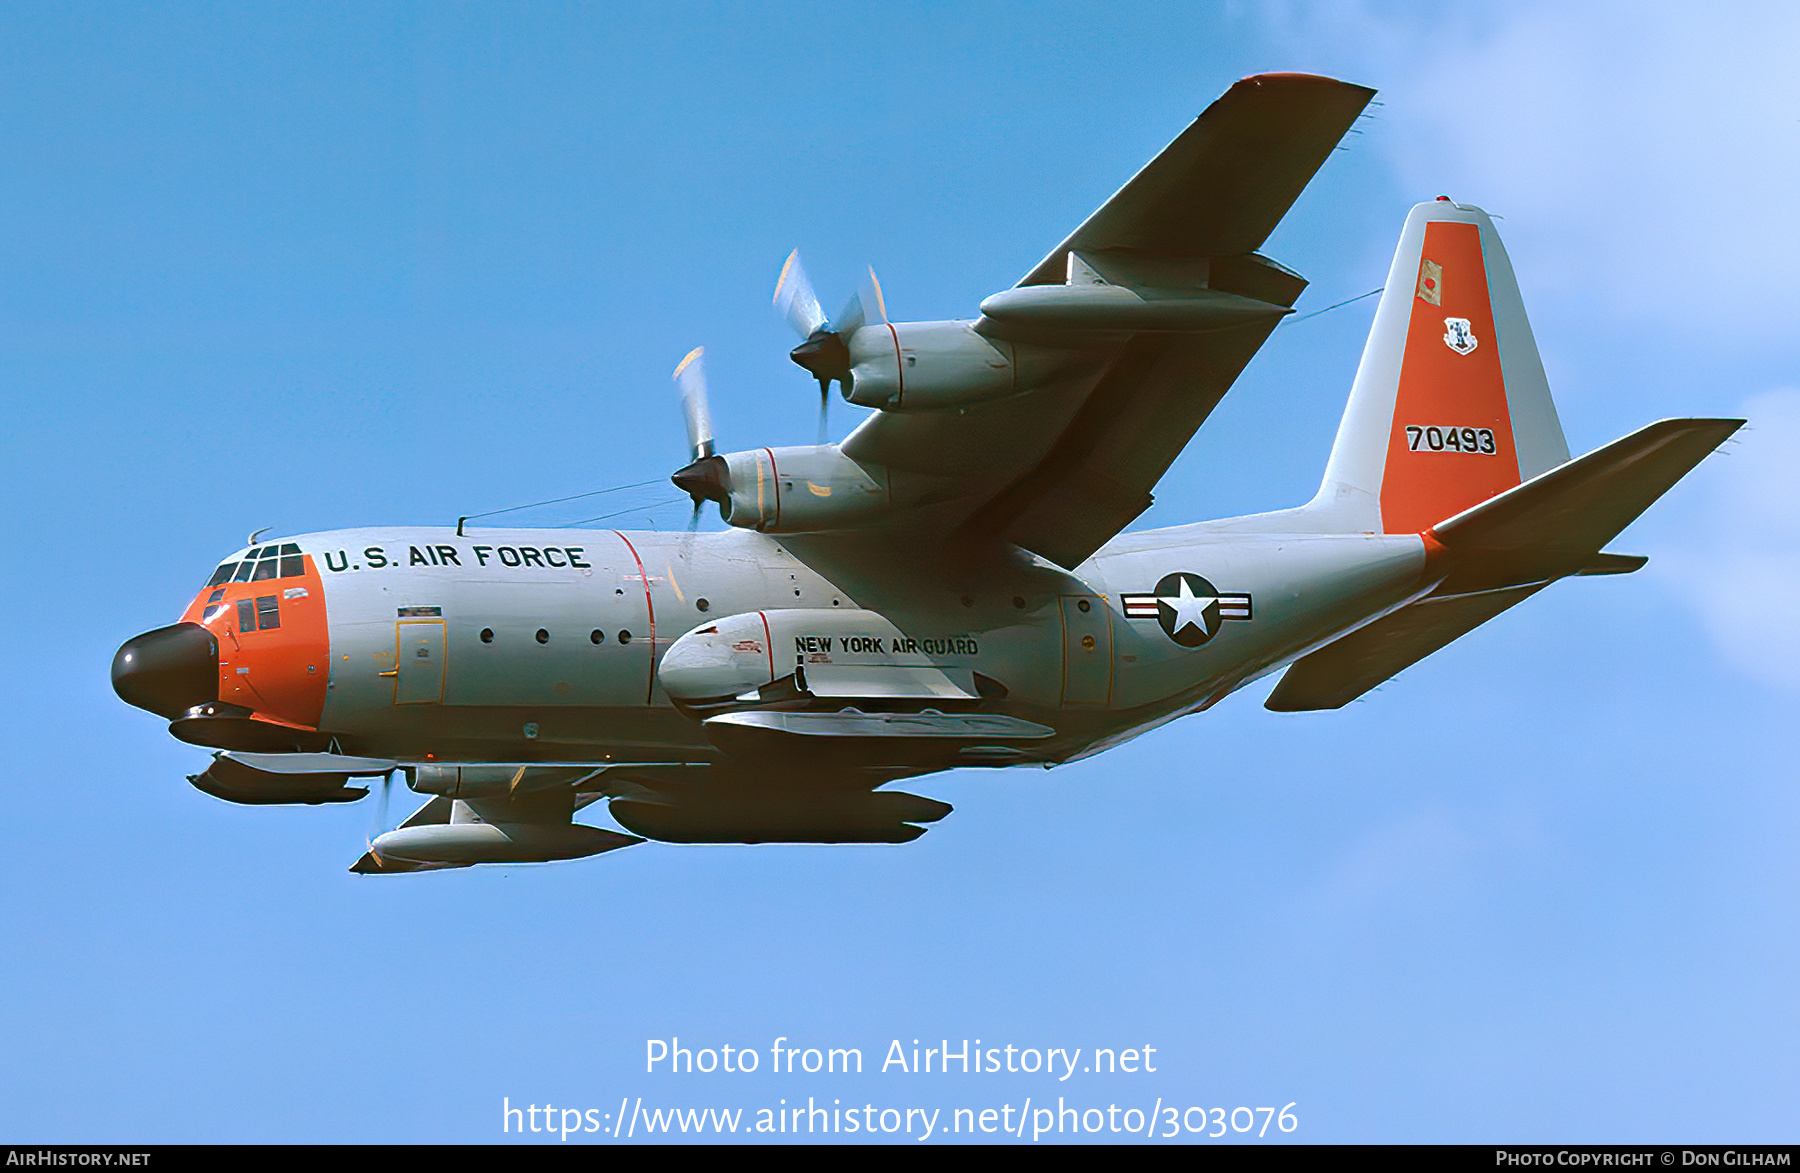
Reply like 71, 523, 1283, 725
256, 596, 281, 630
236, 599, 256, 632
211, 545, 304, 590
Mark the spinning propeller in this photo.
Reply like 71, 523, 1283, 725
773, 250, 887, 442
667, 252, 888, 518
362, 766, 396, 866
670, 347, 729, 527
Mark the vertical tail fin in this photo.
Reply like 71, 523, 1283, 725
1309, 199, 1569, 533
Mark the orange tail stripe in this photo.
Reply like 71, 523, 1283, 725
1380, 219, 1523, 534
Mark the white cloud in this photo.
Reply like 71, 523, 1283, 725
1267, 2, 1800, 343
1680, 389, 1800, 687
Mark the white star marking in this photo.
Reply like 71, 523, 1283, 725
1160, 577, 1218, 640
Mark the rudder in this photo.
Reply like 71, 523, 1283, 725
1308, 199, 1569, 533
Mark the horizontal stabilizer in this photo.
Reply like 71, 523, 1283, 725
1265, 583, 1545, 711
1431, 417, 1742, 589
1575, 552, 1648, 577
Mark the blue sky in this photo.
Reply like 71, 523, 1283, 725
3, 1, 1795, 1143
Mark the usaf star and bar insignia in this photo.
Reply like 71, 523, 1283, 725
1120, 572, 1252, 648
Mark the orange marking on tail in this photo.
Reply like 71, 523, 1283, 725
1380, 220, 1523, 534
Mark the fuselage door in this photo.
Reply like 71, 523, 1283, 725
1060, 594, 1112, 707
395, 619, 446, 705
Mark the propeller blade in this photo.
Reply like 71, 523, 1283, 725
818, 385, 829, 445
366, 768, 394, 856
829, 290, 865, 337
773, 250, 827, 340
672, 346, 714, 462
865, 266, 888, 325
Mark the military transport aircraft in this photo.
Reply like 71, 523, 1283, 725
111, 74, 1741, 873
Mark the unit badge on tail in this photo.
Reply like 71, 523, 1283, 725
1443, 317, 1478, 355
1121, 573, 1253, 648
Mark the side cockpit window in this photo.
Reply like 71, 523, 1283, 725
279, 543, 303, 578
234, 596, 281, 632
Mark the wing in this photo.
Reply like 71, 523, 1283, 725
1015, 73, 1379, 287
840, 74, 1375, 568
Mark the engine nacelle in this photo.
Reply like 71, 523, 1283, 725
717, 445, 888, 533
845, 321, 1017, 411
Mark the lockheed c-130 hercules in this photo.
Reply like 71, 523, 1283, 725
111, 74, 1740, 873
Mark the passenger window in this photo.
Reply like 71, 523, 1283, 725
256, 596, 281, 630
236, 599, 256, 632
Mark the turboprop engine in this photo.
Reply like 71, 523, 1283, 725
842, 321, 1018, 411
672, 444, 889, 533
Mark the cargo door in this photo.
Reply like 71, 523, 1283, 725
1060, 594, 1112, 706
395, 620, 446, 704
